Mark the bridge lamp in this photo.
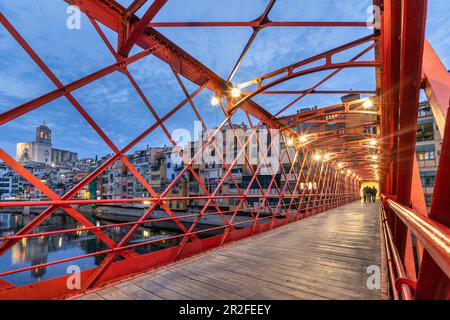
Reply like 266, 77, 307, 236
298, 135, 308, 143
337, 162, 344, 168
372, 155, 378, 160
369, 139, 377, 146
313, 153, 322, 161
210, 96, 220, 106
340, 170, 345, 174
362, 98, 373, 109
323, 153, 331, 161
346, 169, 352, 175
231, 87, 241, 97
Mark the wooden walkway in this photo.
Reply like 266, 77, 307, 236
78, 201, 382, 300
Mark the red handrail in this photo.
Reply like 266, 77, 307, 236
386, 199, 450, 279
0, 195, 358, 279
381, 197, 450, 299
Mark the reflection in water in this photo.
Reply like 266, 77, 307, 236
0, 212, 180, 286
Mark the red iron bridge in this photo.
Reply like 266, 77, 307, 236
0, 0, 449, 300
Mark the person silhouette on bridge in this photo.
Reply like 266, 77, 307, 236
362, 186, 370, 203
370, 186, 378, 202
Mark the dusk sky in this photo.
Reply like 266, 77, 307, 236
0, 0, 449, 159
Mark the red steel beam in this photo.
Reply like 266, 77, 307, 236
244, 90, 376, 95
237, 34, 375, 90
125, 0, 148, 17
7, 0, 445, 300
65, 0, 280, 128
226, 0, 277, 83
118, 0, 167, 57
422, 40, 450, 136
148, 21, 369, 28
379, 0, 401, 196
272, 43, 377, 118
278, 98, 378, 121
394, 0, 428, 260
415, 109, 450, 299
0, 45, 158, 125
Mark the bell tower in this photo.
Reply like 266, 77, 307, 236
36, 120, 51, 144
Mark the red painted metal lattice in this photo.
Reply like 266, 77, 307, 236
0, 0, 448, 300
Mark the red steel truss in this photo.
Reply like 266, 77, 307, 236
0, 0, 448, 300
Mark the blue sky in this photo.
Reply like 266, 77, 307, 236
0, 0, 449, 159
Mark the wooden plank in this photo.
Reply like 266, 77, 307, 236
212, 251, 379, 297
96, 286, 135, 300
132, 277, 192, 300
175, 260, 327, 300
115, 282, 164, 300
156, 269, 243, 300
196, 257, 368, 300
76, 292, 105, 300
172, 263, 301, 300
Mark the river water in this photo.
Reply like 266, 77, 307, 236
0, 211, 180, 287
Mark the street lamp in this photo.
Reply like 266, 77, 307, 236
210, 96, 220, 106
231, 87, 241, 97
363, 98, 373, 109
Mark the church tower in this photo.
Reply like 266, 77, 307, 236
36, 121, 51, 144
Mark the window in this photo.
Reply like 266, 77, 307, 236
364, 126, 377, 134
416, 144, 436, 161
416, 119, 434, 141
420, 171, 436, 188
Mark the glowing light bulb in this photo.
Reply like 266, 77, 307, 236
369, 139, 377, 146
286, 138, 294, 147
323, 153, 331, 161
299, 135, 307, 143
313, 154, 322, 161
363, 99, 373, 109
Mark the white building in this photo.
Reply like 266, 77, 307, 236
0, 163, 19, 199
